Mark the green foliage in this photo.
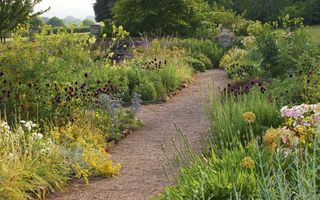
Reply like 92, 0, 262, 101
113, 0, 211, 36
193, 53, 212, 69
220, 45, 262, 80
211, 0, 320, 25
0, 0, 45, 42
46, 17, 65, 27
208, 89, 281, 149
0, 121, 69, 200
0, 26, 193, 124
166, 38, 223, 68
82, 19, 95, 26
156, 146, 258, 200
305, 25, 320, 44
157, 132, 320, 200
30, 16, 44, 27
94, 0, 115, 22
186, 57, 206, 72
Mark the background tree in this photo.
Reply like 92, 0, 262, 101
41, 16, 50, 23
94, 0, 115, 22
113, 0, 210, 36
46, 16, 65, 27
30, 16, 44, 27
0, 0, 46, 43
82, 19, 95, 26
208, 0, 320, 24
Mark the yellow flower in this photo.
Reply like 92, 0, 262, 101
243, 112, 256, 124
263, 128, 280, 151
240, 156, 255, 169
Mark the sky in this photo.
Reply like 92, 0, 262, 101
35, 0, 96, 19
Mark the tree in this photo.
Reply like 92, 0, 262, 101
30, 16, 44, 27
46, 17, 65, 27
93, 0, 115, 22
82, 19, 95, 26
113, 0, 210, 36
0, 0, 46, 43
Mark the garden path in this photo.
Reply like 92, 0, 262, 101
49, 69, 228, 200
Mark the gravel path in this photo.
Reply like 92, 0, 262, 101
49, 69, 228, 200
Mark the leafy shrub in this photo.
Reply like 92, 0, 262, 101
192, 53, 212, 69
186, 57, 206, 72
133, 78, 158, 101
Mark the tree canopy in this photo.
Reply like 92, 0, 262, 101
113, 0, 211, 36
93, 0, 115, 22
209, 0, 320, 24
0, 0, 45, 42
82, 19, 95, 26
30, 16, 44, 27
46, 16, 65, 27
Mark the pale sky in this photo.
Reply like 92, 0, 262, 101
35, 0, 96, 19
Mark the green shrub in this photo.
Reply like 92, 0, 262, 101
186, 57, 206, 72
133, 78, 158, 101
192, 53, 212, 69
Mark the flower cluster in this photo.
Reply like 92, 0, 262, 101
263, 104, 320, 155
240, 156, 255, 169
243, 112, 256, 124
281, 104, 320, 140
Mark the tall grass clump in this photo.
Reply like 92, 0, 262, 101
0, 121, 69, 200
156, 145, 258, 200
208, 89, 281, 149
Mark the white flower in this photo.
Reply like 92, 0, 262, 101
24, 121, 37, 131
32, 132, 43, 139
